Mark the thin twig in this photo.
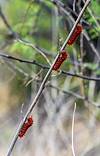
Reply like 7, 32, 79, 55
0, 52, 47, 68
0, 6, 14, 33
0, 52, 100, 81
20, 78, 100, 107
71, 102, 76, 156
73, 0, 76, 12
24, 78, 100, 107
47, 84, 100, 107
7, 1, 91, 155
20, 0, 34, 33
61, 70, 100, 81
17, 38, 52, 66
3, 59, 29, 77
83, 32, 100, 61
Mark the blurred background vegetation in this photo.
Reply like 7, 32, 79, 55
0, 0, 100, 155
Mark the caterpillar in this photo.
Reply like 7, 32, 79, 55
67, 24, 83, 45
18, 116, 33, 138
52, 50, 68, 71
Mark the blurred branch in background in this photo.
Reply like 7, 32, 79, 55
71, 102, 76, 156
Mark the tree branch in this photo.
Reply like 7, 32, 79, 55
0, 52, 100, 81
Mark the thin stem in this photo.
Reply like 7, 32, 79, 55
71, 102, 76, 156
20, 0, 34, 33
17, 38, 52, 66
73, 0, 76, 12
